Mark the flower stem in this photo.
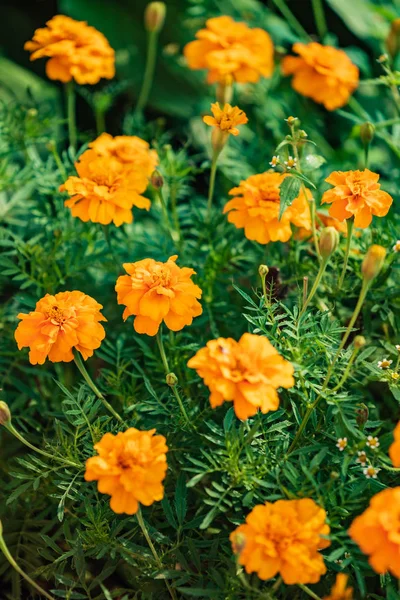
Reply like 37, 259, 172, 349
65, 81, 77, 151
156, 330, 190, 424
309, 196, 321, 261
95, 106, 106, 135
155, 189, 176, 244
73, 352, 125, 423
207, 152, 219, 222
338, 219, 354, 290
0, 527, 55, 600
136, 509, 177, 600
330, 345, 360, 393
270, 0, 311, 40
135, 30, 159, 114
298, 257, 328, 319
4, 422, 81, 469
102, 225, 120, 270
299, 584, 322, 600
49, 141, 67, 181
311, 0, 327, 39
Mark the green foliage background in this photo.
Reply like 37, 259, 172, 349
0, 0, 400, 598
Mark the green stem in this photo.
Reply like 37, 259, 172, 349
270, 0, 311, 40
135, 30, 159, 114
4, 422, 80, 469
102, 225, 120, 270
95, 106, 106, 135
0, 531, 55, 600
309, 195, 321, 261
169, 184, 182, 248
298, 584, 322, 600
338, 219, 354, 290
311, 0, 327, 39
156, 330, 190, 424
65, 81, 77, 151
298, 257, 328, 319
330, 346, 360, 393
73, 352, 125, 423
207, 152, 219, 222
136, 509, 177, 599
49, 142, 67, 181
156, 189, 176, 243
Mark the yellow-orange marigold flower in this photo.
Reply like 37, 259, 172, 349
15, 291, 106, 365
323, 574, 353, 600
184, 15, 274, 84
60, 150, 151, 226
187, 333, 294, 420
89, 133, 158, 177
389, 422, 400, 467
203, 102, 248, 136
84, 428, 168, 515
282, 42, 359, 110
230, 498, 330, 584
321, 170, 393, 228
24, 15, 115, 85
224, 172, 311, 244
115, 255, 202, 336
348, 487, 400, 578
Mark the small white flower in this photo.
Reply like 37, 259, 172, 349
269, 155, 280, 167
366, 436, 380, 450
392, 240, 400, 253
363, 466, 380, 479
356, 451, 367, 465
284, 156, 297, 170
377, 358, 393, 369
396, 345, 400, 352
336, 437, 347, 451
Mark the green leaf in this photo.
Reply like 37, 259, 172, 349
174, 474, 188, 526
279, 176, 301, 220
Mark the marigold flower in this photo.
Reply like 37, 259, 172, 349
349, 487, 400, 577
15, 291, 106, 365
282, 42, 359, 110
187, 333, 294, 420
115, 255, 202, 336
321, 170, 393, 228
24, 15, 115, 84
89, 133, 158, 177
230, 498, 330, 584
184, 15, 274, 84
323, 574, 353, 600
224, 172, 311, 245
85, 428, 168, 514
203, 102, 248, 136
389, 422, 400, 467
60, 150, 151, 226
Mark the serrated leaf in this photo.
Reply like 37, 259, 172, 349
279, 176, 301, 220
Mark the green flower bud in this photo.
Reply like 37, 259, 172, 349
145, 2, 166, 33
354, 335, 366, 349
361, 245, 386, 282
360, 122, 375, 146
0, 401, 11, 426
319, 227, 339, 259
166, 372, 178, 387
258, 264, 269, 278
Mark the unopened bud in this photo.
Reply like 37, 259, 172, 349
46, 140, 56, 152
166, 372, 178, 387
330, 471, 340, 480
286, 116, 298, 126
145, 2, 166, 33
26, 108, 38, 118
360, 122, 375, 146
354, 335, 366, 349
0, 401, 11, 425
319, 227, 339, 259
356, 403, 369, 429
386, 18, 400, 58
150, 170, 164, 189
361, 245, 386, 282
211, 128, 229, 154
258, 264, 269, 278
231, 532, 246, 554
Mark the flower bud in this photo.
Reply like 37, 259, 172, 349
231, 531, 246, 554
360, 122, 375, 146
26, 108, 38, 118
356, 403, 369, 429
258, 264, 269, 278
0, 401, 11, 425
211, 128, 229, 154
145, 2, 166, 33
285, 116, 298, 126
150, 170, 164, 189
361, 245, 386, 282
166, 372, 178, 387
319, 227, 339, 259
354, 335, 366, 349
386, 18, 400, 58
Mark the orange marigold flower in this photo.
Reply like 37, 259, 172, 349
60, 150, 151, 226
323, 574, 353, 600
348, 487, 400, 578
389, 422, 400, 467
184, 15, 274, 84
84, 428, 168, 515
187, 333, 294, 420
15, 291, 106, 365
24, 15, 115, 85
115, 255, 202, 336
223, 172, 311, 245
282, 42, 359, 111
230, 498, 330, 584
89, 133, 158, 177
203, 102, 248, 136
321, 169, 393, 228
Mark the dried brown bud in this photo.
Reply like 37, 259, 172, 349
150, 170, 164, 189
354, 335, 366, 349
386, 18, 400, 58
145, 2, 166, 33
166, 372, 178, 387
360, 122, 375, 146
361, 245, 386, 282
0, 401, 11, 425
356, 403, 369, 428
319, 227, 339, 259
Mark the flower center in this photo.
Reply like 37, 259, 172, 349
47, 306, 66, 325
259, 186, 280, 204
150, 267, 172, 288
